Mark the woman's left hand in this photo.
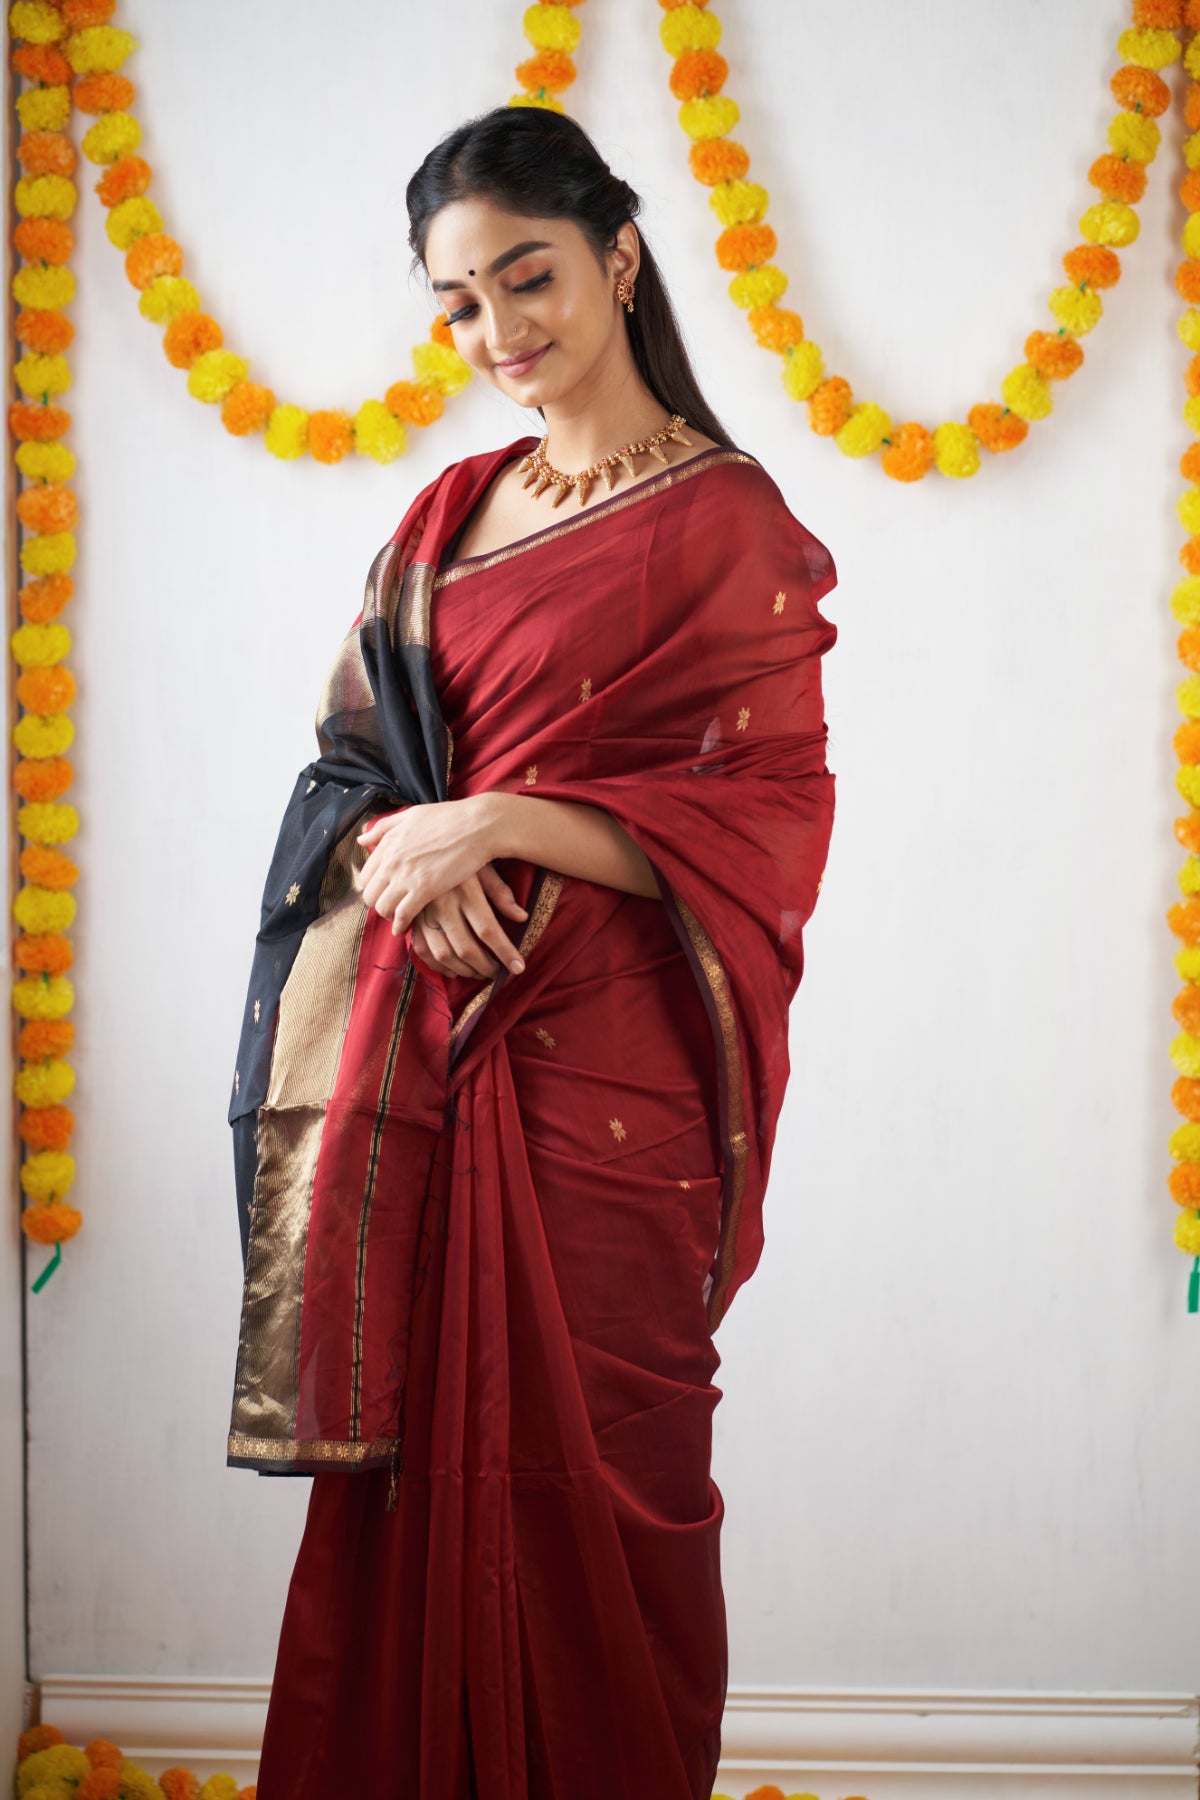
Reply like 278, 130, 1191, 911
356, 797, 493, 936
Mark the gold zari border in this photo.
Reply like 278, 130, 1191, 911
228, 1431, 400, 1465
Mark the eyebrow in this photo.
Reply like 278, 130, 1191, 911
431, 240, 554, 294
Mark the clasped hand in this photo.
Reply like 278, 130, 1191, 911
356, 800, 527, 981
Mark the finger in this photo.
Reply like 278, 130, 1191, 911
463, 893, 526, 975
412, 923, 476, 980
478, 863, 529, 920
438, 907, 499, 977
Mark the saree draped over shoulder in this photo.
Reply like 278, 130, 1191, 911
228, 435, 839, 1800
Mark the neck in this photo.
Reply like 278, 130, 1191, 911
536, 359, 673, 470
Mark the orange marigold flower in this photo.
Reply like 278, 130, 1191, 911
808, 376, 853, 436
1176, 810, 1200, 854
83, 1739, 123, 1770
18, 131, 78, 179
1184, 445, 1200, 486
384, 381, 444, 426
18, 484, 79, 536
308, 410, 355, 464
12, 45, 72, 83
659, 0, 708, 8
881, 421, 935, 483
748, 304, 804, 352
715, 223, 776, 272
1181, 536, 1200, 576
96, 154, 152, 208
163, 312, 223, 370
15, 216, 75, 264
18, 1723, 67, 1760
72, 72, 135, 115
430, 316, 456, 348
967, 402, 1029, 452
15, 757, 74, 803
669, 47, 727, 101
14, 933, 74, 976
20, 844, 78, 890
1088, 152, 1146, 205
18, 666, 76, 713
1024, 330, 1083, 381
77, 1768, 121, 1800
1062, 244, 1120, 289
125, 229, 183, 289
1111, 63, 1171, 116
1169, 1163, 1200, 1207
515, 50, 577, 93
21, 1200, 83, 1245
1181, 167, 1200, 212
236, 1788, 256, 1800
17, 1098, 74, 1148
1186, 356, 1200, 402
1186, 82, 1200, 131
62, 0, 117, 25
221, 381, 275, 436
1180, 626, 1200, 673
17, 310, 75, 355
688, 138, 750, 185
1173, 986, 1200, 1033
9, 402, 71, 443
1167, 897, 1200, 942
159, 1770, 201, 1800
20, 572, 73, 623
1175, 718, 1200, 760
1175, 256, 1200, 305
1133, 0, 1182, 29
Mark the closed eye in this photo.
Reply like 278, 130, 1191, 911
445, 270, 552, 325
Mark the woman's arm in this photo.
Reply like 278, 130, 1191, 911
467, 790, 660, 901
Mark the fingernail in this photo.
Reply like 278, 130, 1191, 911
511, 958, 525, 972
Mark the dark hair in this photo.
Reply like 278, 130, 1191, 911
405, 106, 740, 451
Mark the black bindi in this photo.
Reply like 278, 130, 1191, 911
468, 268, 475, 277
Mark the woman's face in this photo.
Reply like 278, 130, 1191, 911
424, 196, 635, 406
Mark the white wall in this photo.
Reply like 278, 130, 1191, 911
20, 0, 1199, 1764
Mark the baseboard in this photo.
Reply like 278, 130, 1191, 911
32, 1676, 1200, 1796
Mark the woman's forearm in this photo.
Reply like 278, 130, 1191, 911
467, 790, 660, 901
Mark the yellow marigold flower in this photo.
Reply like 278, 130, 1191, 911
781, 339, 824, 402
265, 403, 309, 460
1185, 394, 1200, 435
64, 24, 139, 74
16, 87, 70, 133
15, 351, 71, 400
1117, 25, 1182, 68
15, 1742, 90, 1793
507, 91, 566, 112
19, 801, 78, 845
661, 4, 721, 54
1108, 111, 1161, 164
13, 265, 75, 310
20, 1149, 76, 1202
1180, 307, 1200, 351
834, 402, 891, 458
353, 399, 407, 464
1185, 214, 1200, 261
1079, 199, 1139, 247
1178, 766, 1200, 807
1173, 1208, 1200, 1253
9, 1, 66, 43
12, 622, 71, 668
1170, 1119, 1200, 1160
931, 420, 981, 478
728, 265, 785, 308
13, 887, 75, 935
119, 1763, 166, 1800
15, 715, 74, 758
20, 535, 75, 579
1176, 493, 1200, 541
15, 173, 77, 221
1165, 579, 1200, 630
139, 274, 201, 324
1047, 285, 1103, 334
81, 111, 142, 164
198, 1776, 240, 1800
1174, 1030, 1200, 1080
14, 1058, 74, 1109
1180, 857, 1200, 897
679, 95, 739, 140
412, 341, 472, 396
523, 3, 580, 52
106, 195, 162, 250
1184, 127, 1200, 172
709, 178, 769, 228
1000, 363, 1052, 420
1179, 675, 1200, 719
16, 443, 76, 484
187, 349, 249, 403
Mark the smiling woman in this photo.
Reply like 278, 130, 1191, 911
229, 104, 840, 1800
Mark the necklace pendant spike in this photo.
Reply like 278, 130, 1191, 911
646, 443, 669, 465
600, 465, 616, 493
522, 468, 541, 489
577, 475, 592, 505
618, 452, 636, 479
532, 472, 552, 497
667, 427, 693, 447
550, 481, 572, 508
516, 454, 534, 472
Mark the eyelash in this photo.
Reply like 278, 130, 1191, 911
446, 271, 552, 325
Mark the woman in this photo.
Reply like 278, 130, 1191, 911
228, 105, 839, 1799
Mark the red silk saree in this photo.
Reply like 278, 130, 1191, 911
229, 434, 839, 1797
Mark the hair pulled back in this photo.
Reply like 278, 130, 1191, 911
405, 105, 739, 451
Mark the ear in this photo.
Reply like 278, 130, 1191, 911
610, 219, 641, 287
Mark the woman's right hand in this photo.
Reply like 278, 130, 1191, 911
409, 861, 529, 981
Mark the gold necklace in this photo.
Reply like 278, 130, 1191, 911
517, 413, 693, 507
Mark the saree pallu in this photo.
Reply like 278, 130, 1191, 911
228, 434, 839, 1798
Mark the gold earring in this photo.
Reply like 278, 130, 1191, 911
616, 275, 635, 314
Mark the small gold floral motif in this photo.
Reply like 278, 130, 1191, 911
774, 591, 787, 614
579, 676, 592, 703
234, 1069, 240, 1095
285, 881, 301, 905
736, 706, 750, 731
535, 1027, 557, 1049
253, 998, 261, 1023
679, 1179, 691, 1189
525, 764, 538, 786
609, 1117, 627, 1142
